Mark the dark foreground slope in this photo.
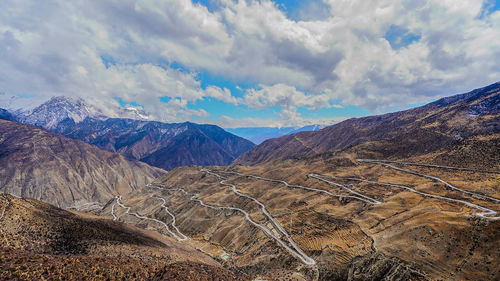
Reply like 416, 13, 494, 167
235, 82, 500, 167
0, 192, 245, 280
0, 119, 164, 208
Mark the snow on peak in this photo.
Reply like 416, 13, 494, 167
16, 96, 101, 129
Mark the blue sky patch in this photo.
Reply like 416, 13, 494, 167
479, 0, 500, 18
385, 25, 421, 50
115, 97, 142, 108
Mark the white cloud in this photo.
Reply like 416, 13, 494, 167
211, 115, 348, 128
0, 0, 499, 126
243, 84, 331, 111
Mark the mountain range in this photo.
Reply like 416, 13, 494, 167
3, 96, 255, 170
1, 82, 499, 280
105, 82, 500, 280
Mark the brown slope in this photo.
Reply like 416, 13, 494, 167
235, 82, 500, 166
0, 119, 165, 208
0, 192, 245, 280
118, 152, 498, 280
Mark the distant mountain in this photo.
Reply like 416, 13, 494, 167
235, 82, 500, 166
227, 124, 326, 144
11, 96, 152, 129
0, 119, 164, 208
13, 96, 102, 129
9, 96, 255, 170
53, 118, 255, 170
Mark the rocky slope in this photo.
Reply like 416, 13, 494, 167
0, 192, 245, 280
235, 82, 500, 166
0, 119, 164, 208
102, 82, 500, 280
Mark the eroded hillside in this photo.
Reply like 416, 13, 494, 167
0, 119, 164, 208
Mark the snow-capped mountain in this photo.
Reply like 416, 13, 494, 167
6, 95, 254, 170
12, 96, 151, 129
14, 96, 101, 129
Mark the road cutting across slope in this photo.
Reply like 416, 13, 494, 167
307, 174, 382, 204
202, 169, 316, 265
357, 159, 500, 174
358, 159, 500, 203
334, 176, 499, 220
150, 195, 188, 241
221, 171, 378, 205
114, 196, 189, 241
111, 203, 117, 221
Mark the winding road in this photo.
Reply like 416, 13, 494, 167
222, 171, 378, 205
308, 174, 382, 204
111, 203, 117, 220
150, 181, 316, 266
357, 159, 500, 174
333, 176, 499, 220
114, 196, 190, 241
358, 159, 500, 203
201, 169, 316, 265
150, 195, 188, 241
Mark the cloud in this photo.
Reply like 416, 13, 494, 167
211, 114, 348, 128
243, 84, 331, 111
0, 0, 499, 126
205, 86, 240, 105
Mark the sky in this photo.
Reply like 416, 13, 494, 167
0, 0, 499, 128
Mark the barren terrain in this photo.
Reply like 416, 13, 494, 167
102, 152, 499, 280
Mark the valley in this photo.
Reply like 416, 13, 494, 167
1, 82, 499, 280
103, 154, 500, 280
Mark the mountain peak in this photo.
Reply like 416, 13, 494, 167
15, 95, 99, 129
13, 95, 154, 129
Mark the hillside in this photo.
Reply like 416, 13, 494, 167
0, 119, 164, 208
108, 147, 499, 280
235, 82, 500, 167
0, 192, 245, 280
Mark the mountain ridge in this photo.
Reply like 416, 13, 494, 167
235, 82, 500, 166
5, 96, 255, 170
